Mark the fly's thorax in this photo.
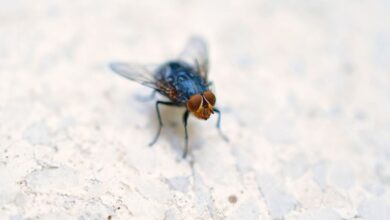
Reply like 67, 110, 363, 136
186, 91, 216, 120
155, 61, 208, 104
174, 70, 207, 100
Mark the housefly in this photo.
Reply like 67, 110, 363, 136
109, 37, 227, 158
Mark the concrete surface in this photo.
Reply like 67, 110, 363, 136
1, 0, 390, 219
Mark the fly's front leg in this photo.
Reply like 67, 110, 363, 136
149, 100, 177, 147
213, 108, 229, 142
182, 110, 190, 158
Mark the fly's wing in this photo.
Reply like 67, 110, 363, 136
178, 36, 209, 81
109, 62, 159, 90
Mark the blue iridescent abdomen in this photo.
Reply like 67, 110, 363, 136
155, 61, 208, 104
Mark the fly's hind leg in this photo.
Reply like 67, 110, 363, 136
182, 110, 190, 158
213, 108, 229, 142
149, 100, 177, 146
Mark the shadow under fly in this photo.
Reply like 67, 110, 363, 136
109, 36, 228, 158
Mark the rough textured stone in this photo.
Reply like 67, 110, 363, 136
0, 0, 389, 219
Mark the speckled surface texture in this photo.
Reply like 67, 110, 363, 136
1, 0, 390, 219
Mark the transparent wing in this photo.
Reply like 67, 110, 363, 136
178, 36, 209, 80
109, 62, 159, 89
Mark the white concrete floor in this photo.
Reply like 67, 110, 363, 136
0, 0, 389, 219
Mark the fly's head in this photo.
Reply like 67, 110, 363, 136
186, 91, 216, 120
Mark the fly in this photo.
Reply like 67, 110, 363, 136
109, 37, 228, 158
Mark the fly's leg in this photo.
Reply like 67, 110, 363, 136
213, 108, 229, 142
182, 110, 190, 158
149, 101, 177, 147
136, 90, 157, 102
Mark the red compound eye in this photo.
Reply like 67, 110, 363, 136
187, 94, 202, 112
203, 91, 216, 106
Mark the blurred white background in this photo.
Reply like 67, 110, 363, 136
0, 0, 389, 219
